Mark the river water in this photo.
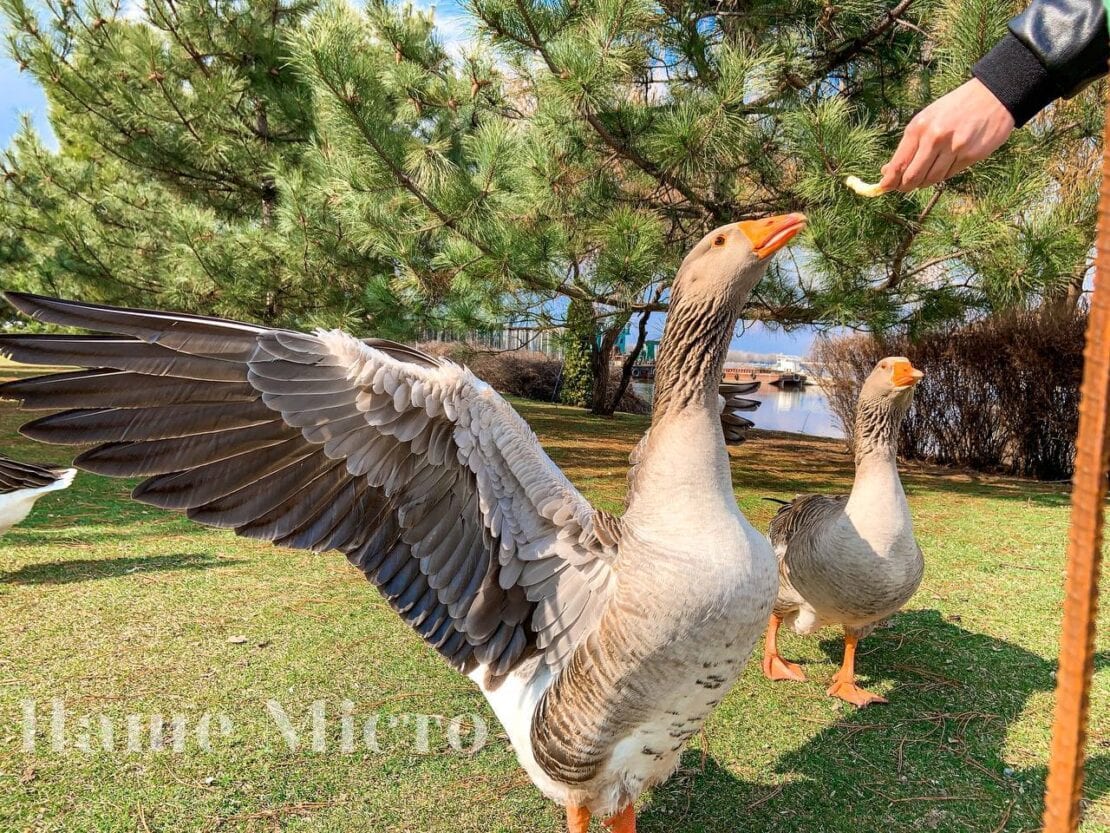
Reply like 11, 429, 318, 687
632, 383, 845, 440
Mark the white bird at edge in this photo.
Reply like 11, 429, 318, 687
0, 454, 76, 536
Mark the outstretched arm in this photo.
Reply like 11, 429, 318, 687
880, 0, 1107, 193
878, 79, 1015, 193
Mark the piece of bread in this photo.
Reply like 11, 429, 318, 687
844, 176, 887, 198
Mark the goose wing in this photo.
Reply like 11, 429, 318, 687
768, 493, 847, 559
0, 454, 72, 493
0, 293, 618, 677
768, 494, 846, 610
718, 386, 760, 444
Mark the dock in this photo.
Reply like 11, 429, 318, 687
722, 366, 807, 388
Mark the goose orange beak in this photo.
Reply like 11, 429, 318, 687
738, 213, 807, 259
892, 360, 924, 388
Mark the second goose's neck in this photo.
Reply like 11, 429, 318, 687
846, 396, 908, 519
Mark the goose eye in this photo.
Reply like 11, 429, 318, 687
712, 235, 726, 247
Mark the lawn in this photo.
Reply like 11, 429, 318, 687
0, 358, 1107, 833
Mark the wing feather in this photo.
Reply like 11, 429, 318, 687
768, 493, 848, 554
0, 455, 71, 493
0, 292, 617, 676
3, 370, 256, 410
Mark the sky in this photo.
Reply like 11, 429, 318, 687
0, 6, 815, 357
0, 53, 54, 147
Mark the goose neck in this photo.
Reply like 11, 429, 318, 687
650, 291, 736, 423
852, 395, 907, 467
846, 395, 910, 520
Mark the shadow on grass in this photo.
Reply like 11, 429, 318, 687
640, 610, 1109, 832
0, 552, 235, 585
7, 521, 205, 546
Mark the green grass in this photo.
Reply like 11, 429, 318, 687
0, 360, 1107, 832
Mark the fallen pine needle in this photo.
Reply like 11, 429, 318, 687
746, 784, 784, 810
991, 798, 1016, 833
887, 794, 982, 803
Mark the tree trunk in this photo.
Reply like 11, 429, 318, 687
559, 299, 597, 408
586, 311, 633, 415
610, 310, 653, 414
588, 325, 619, 415
1045, 270, 1088, 317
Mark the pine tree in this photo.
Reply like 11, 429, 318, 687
0, 0, 314, 323
0, 0, 487, 331
287, 0, 1099, 410
2, 0, 1101, 412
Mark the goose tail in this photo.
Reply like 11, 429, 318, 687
18, 468, 76, 499
45, 467, 78, 493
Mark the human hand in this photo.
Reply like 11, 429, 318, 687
879, 78, 1015, 193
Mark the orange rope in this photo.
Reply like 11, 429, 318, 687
1041, 99, 1110, 832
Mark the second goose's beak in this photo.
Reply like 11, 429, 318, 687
738, 213, 807, 259
892, 360, 924, 388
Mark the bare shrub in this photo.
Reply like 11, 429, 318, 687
811, 311, 1085, 480
414, 342, 649, 415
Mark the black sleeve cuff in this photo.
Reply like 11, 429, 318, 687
972, 33, 1059, 127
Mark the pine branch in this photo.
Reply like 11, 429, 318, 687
492, 0, 726, 222
742, 297, 822, 326
313, 60, 664, 313
745, 0, 918, 110
820, 0, 918, 76
581, 110, 727, 222
890, 250, 969, 285
882, 187, 942, 290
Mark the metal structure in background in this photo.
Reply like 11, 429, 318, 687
1041, 90, 1110, 832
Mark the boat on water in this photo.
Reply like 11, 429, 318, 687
634, 353, 809, 388
722, 367, 808, 388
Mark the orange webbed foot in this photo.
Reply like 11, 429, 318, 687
826, 679, 888, 707
762, 653, 807, 682
604, 804, 636, 833
567, 805, 591, 833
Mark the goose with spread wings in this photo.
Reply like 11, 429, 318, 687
0, 213, 805, 832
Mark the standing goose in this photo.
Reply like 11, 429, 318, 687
0, 212, 804, 832
0, 454, 76, 536
762, 357, 925, 707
